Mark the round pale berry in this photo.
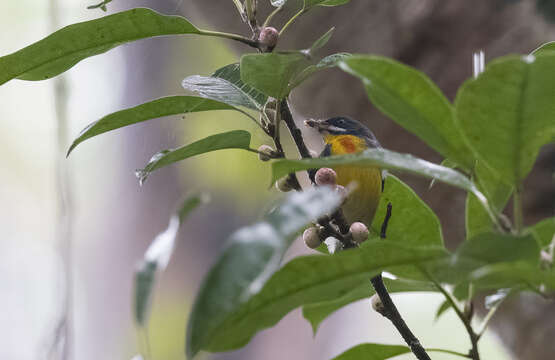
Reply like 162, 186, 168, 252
258, 27, 279, 49
275, 176, 293, 192
371, 294, 385, 315
258, 144, 274, 162
350, 222, 369, 244
303, 226, 321, 249
315, 167, 337, 186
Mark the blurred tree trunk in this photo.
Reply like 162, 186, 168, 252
186, 1, 555, 359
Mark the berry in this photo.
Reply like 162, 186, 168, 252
258, 27, 279, 50
303, 226, 321, 249
350, 222, 369, 244
371, 294, 385, 315
258, 144, 274, 162
315, 167, 337, 186
275, 176, 293, 192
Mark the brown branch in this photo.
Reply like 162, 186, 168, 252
371, 203, 432, 360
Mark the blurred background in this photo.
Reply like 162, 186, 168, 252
1, 0, 553, 359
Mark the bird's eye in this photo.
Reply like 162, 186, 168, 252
337, 119, 345, 125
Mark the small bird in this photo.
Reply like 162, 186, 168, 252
305, 116, 382, 228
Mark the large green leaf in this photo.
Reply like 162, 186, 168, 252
372, 175, 443, 248
465, 161, 513, 239
302, 278, 436, 333
240, 52, 310, 99
136, 130, 251, 185
527, 217, 555, 248
331, 344, 410, 360
531, 41, 555, 55
455, 54, 555, 186
67, 96, 239, 156
188, 240, 446, 355
135, 193, 208, 326
289, 52, 351, 89
431, 232, 540, 286
182, 63, 268, 110
0, 8, 205, 84
271, 148, 497, 224
186, 186, 343, 358
339, 55, 474, 170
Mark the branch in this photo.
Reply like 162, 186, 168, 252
371, 204, 432, 360
424, 271, 481, 360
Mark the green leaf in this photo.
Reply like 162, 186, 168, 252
531, 41, 555, 55
527, 217, 555, 248
304, 0, 351, 9
339, 55, 474, 171
186, 186, 343, 358
240, 52, 310, 99
182, 63, 268, 110
136, 130, 251, 185
0, 8, 203, 85
289, 52, 351, 89
309, 27, 334, 55
302, 277, 436, 333
469, 261, 555, 290
433, 232, 540, 285
455, 54, 555, 186
135, 193, 208, 326
188, 239, 446, 355
67, 96, 239, 156
465, 161, 513, 239
372, 175, 443, 248
434, 299, 451, 321
332, 343, 410, 360
271, 148, 497, 225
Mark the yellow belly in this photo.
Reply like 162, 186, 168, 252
335, 165, 382, 227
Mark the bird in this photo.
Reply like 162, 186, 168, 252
305, 116, 383, 228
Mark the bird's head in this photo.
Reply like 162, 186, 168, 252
304, 116, 364, 136
304, 116, 381, 148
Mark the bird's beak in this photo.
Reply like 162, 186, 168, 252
304, 118, 329, 132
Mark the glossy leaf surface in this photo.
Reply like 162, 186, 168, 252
67, 96, 238, 155
340, 55, 473, 170
182, 63, 267, 110
455, 54, 555, 185
186, 187, 343, 357
135, 193, 208, 326
332, 343, 410, 360
0, 8, 200, 84
136, 130, 251, 185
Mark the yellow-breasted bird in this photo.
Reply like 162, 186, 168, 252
305, 116, 383, 228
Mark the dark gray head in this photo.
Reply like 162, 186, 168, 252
305, 116, 381, 148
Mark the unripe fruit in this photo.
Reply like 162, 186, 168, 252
258, 27, 279, 50
371, 294, 385, 315
350, 222, 369, 244
315, 167, 337, 186
258, 144, 274, 162
275, 176, 293, 192
303, 226, 321, 249
324, 236, 343, 254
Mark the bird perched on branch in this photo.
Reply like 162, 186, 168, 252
305, 117, 383, 228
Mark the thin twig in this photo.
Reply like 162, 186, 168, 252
427, 348, 472, 359
279, 8, 306, 35
424, 271, 480, 360
477, 303, 502, 340
198, 29, 260, 50
263, 5, 285, 27
370, 204, 432, 360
